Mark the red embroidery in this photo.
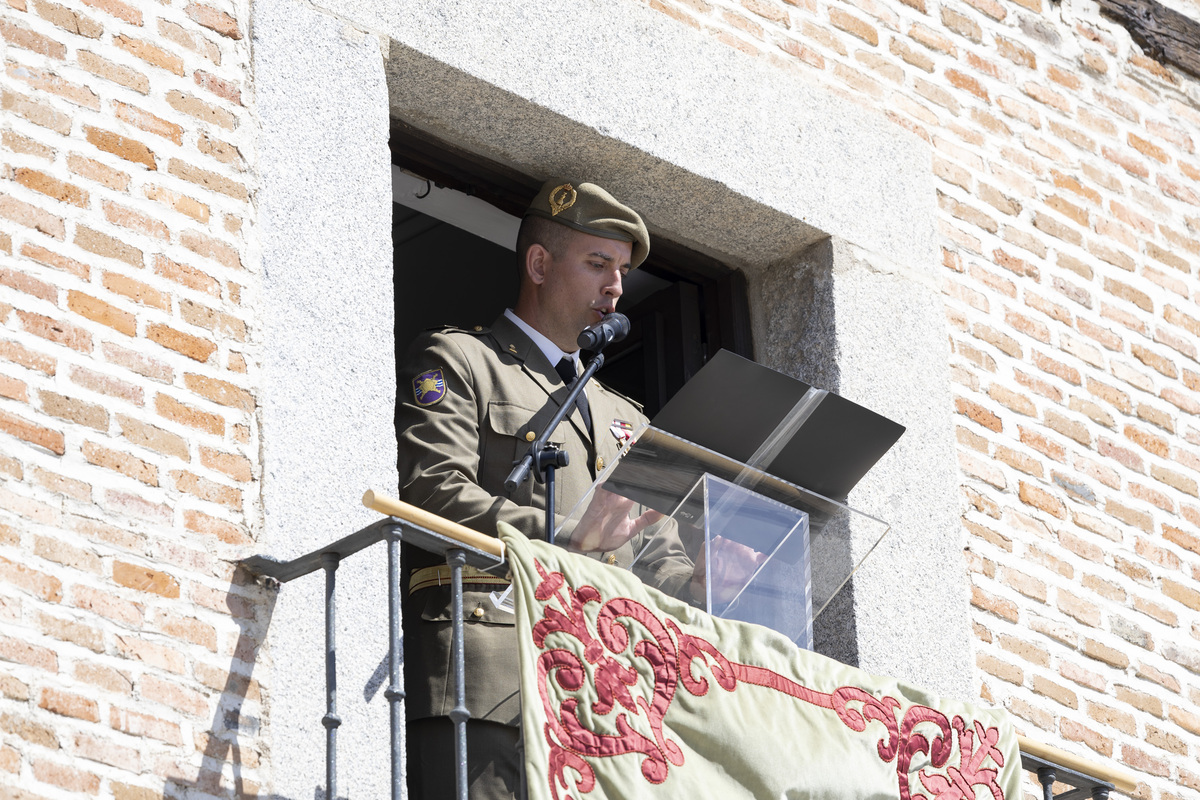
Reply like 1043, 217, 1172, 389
529, 559, 1008, 800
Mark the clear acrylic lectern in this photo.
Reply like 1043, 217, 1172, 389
556, 425, 892, 649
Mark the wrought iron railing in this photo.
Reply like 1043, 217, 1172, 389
242, 492, 1138, 800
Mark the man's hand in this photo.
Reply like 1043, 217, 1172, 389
570, 487, 663, 553
689, 535, 769, 607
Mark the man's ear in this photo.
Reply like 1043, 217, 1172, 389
526, 244, 549, 286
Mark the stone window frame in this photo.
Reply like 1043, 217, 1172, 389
251, 0, 969, 794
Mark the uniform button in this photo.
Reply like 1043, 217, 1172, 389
472, 607, 485, 618
595, 456, 605, 471
606, 554, 618, 566
473, 325, 483, 331
525, 431, 536, 442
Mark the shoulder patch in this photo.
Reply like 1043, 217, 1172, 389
413, 368, 448, 406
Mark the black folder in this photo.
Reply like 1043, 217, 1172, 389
647, 349, 905, 501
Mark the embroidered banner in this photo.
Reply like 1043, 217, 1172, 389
500, 525, 1021, 800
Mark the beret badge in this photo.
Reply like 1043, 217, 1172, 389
549, 183, 577, 217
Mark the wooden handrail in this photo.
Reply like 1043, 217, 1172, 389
362, 490, 506, 560
1018, 735, 1137, 793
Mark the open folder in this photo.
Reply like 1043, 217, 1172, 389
649, 349, 905, 501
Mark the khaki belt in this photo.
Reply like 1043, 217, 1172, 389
408, 565, 510, 594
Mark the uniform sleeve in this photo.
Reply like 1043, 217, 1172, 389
396, 332, 543, 541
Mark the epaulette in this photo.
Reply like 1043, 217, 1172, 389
593, 378, 644, 412
430, 324, 491, 336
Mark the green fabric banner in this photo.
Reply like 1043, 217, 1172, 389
500, 524, 1021, 800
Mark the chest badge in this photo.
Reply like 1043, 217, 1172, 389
413, 368, 447, 406
610, 419, 634, 447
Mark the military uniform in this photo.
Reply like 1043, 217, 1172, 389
397, 178, 693, 799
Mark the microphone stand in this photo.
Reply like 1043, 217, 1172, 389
504, 351, 606, 545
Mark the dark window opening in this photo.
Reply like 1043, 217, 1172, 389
391, 120, 752, 416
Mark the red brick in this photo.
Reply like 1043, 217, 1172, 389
109, 706, 183, 745
117, 413, 188, 459
0, 555, 63, 602
971, 585, 1018, 622
144, 185, 207, 221
0, 635, 58, 672
71, 585, 144, 627
78, 49, 149, 93
102, 271, 170, 311
1060, 717, 1112, 757
1125, 424, 1169, 457
140, 673, 210, 716
0, 265, 56, 302
0, 192, 66, 238
1032, 674, 1077, 708
74, 660, 134, 695
171, 469, 240, 510
1120, 743, 1170, 777
82, 440, 158, 485
39, 687, 99, 721
103, 200, 169, 240
74, 224, 143, 267
166, 89, 236, 129
976, 652, 1023, 685
1163, 578, 1200, 611
66, 290, 135, 336
0, 18, 67, 58
183, 508, 250, 545
114, 34, 184, 75
180, 299, 246, 340
83, 0, 142, 24
0, 373, 28, 401
155, 393, 223, 435
154, 254, 220, 296
193, 69, 242, 104
68, 152, 131, 191
168, 159, 247, 202
114, 101, 183, 145
12, 169, 86, 213
102, 342, 173, 383
0, 408, 65, 454
186, 1, 241, 39
84, 125, 156, 170
112, 561, 179, 598
32, 758, 101, 793
0, 339, 49, 376
20, 242, 90, 279
3, 87, 71, 135
183, 373, 252, 412
71, 731, 139, 772
1105, 498, 1152, 532
147, 323, 216, 362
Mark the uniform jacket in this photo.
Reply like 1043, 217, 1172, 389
397, 313, 690, 724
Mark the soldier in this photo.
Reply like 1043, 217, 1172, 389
397, 179, 691, 799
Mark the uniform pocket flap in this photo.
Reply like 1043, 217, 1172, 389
486, 401, 536, 438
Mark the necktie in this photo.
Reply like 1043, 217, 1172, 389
555, 357, 592, 434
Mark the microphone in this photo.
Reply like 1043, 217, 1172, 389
577, 312, 630, 351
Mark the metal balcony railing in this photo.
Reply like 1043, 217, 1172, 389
242, 492, 1138, 800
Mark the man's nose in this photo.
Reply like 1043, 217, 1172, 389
604, 271, 623, 298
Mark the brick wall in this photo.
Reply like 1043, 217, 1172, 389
4, 0, 1199, 797
638, 0, 1200, 798
1, 0, 264, 796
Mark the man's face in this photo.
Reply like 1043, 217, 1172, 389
538, 230, 631, 350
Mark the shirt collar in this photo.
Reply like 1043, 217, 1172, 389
504, 309, 578, 370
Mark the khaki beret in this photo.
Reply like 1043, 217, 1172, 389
525, 179, 650, 268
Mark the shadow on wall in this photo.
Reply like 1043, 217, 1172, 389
160, 567, 282, 800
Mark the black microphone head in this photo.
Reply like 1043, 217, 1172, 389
578, 312, 631, 350
607, 313, 630, 339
